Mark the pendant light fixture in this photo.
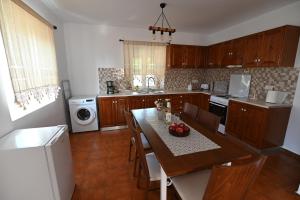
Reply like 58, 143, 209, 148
149, 3, 175, 42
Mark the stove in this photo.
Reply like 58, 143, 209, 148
210, 95, 230, 106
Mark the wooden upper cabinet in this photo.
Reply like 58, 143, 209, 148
195, 46, 207, 68
221, 39, 244, 66
166, 44, 206, 68
243, 33, 262, 67
166, 44, 184, 68
243, 25, 300, 68
207, 44, 222, 67
184, 46, 197, 67
258, 27, 284, 67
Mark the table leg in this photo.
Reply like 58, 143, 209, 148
160, 166, 167, 200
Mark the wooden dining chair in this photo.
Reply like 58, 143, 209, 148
134, 124, 161, 193
195, 108, 221, 133
172, 155, 267, 200
124, 110, 152, 176
183, 102, 199, 119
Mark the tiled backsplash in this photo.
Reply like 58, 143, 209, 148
98, 67, 300, 104
164, 69, 205, 90
165, 67, 300, 104
98, 68, 130, 93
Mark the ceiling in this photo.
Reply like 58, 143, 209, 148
42, 0, 299, 34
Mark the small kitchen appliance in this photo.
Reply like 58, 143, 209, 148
266, 90, 288, 104
106, 81, 115, 94
200, 83, 209, 90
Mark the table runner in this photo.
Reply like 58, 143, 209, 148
146, 116, 221, 156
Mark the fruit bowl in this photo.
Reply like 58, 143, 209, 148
168, 123, 190, 137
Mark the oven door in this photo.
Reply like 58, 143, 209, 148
209, 101, 228, 134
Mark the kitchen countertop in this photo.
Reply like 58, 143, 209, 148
97, 90, 292, 109
229, 98, 292, 109
97, 89, 210, 97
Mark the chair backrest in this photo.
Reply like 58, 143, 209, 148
133, 123, 151, 181
183, 102, 199, 119
203, 155, 267, 200
124, 109, 137, 139
196, 108, 221, 132
124, 109, 151, 180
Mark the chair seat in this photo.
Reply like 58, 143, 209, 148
172, 169, 211, 200
141, 132, 151, 149
145, 152, 161, 181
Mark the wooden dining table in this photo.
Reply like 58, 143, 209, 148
132, 108, 255, 200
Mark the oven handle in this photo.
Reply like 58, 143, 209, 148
209, 101, 227, 108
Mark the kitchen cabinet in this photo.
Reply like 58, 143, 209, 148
168, 94, 185, 113
243, 26, 300, 67
128, 96, 146, 110
220, 39, 244, 66
226, 100, 291, 149
207, 43, 222, 68
98, 97, 128, 128
145, 95, 162, 108
183, 93, 210, 111
243, 34, 262, 67
166, 44, 206, 68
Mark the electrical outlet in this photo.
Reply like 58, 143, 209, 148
264, 85, 274, 90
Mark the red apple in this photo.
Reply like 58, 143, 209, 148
171, 123, 177, 127
176, 127, 184, 134
183, 126, 190, 133
178, 123, 185, 128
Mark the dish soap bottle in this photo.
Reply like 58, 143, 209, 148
188, 82, 192, 91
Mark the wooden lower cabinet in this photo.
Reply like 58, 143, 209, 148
98, 97, 128, 128
98, 92, 211, 128
183, 93, 210, 111
226, 100, 291, 149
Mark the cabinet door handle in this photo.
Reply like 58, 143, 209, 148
241, 108, 244, 111
244, 109, 247, 112
257, 58, 261, 62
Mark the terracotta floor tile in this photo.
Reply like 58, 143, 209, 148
70, 129, 300, 200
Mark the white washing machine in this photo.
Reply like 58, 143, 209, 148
69, 96, 99, 133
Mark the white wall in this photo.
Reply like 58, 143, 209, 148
0, 0, 68, 138
207, 1, 300, 44
63, 23, 208, 95
207, 1, 300, 154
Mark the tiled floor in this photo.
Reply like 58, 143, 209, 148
70, 129, 300, 200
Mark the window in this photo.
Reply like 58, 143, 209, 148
0, 0, 59, 120
123, 40, 166, 89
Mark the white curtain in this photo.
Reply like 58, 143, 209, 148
0, 0, 59, 109
123, 40, 166, 89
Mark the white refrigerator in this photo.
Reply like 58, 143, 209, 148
0, 125, 75, 200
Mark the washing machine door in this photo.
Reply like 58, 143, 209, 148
73, 106, 96, 125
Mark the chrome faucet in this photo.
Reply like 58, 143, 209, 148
147, 76, 155, 92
